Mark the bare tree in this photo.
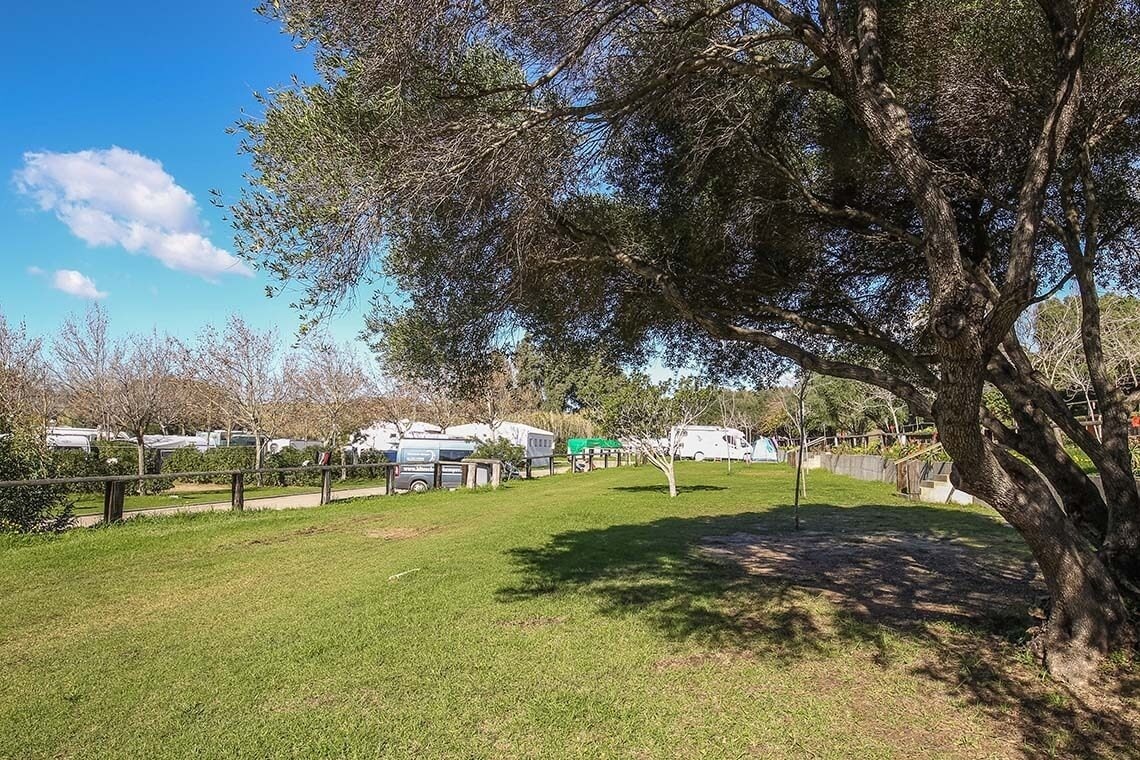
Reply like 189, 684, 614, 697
290, 335, 374, 476
0, 310, 49, 431
52, 304, 117, 437
193, 316, 286, 477
108, 332, 181, 480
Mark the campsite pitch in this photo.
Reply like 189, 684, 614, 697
1, 463, 1135, 758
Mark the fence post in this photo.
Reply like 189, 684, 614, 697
491, 461, 502, 489
464, 462, 475, 489
231, 472, 245, 511
320, 469, 333, 505
102, 480, 124, 523
385, 465, 395, 495
569, 455, 576, 473
617, 452, 622, 467
604, 453, 610, 469
548, 458, 555, 476
433, 462, 443, 489
525, 459, 533, 479
588, 454, 595, 471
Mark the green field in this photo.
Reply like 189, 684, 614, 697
1, 463, 1134, 758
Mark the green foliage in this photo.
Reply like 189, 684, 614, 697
585, 374, 715, 442
49, 449, 176, 495
0, 429, 73, 533
471, 438, 526, 470
263, 446, 328, 486
162, 447, 257, 484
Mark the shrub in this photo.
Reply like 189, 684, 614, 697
264, 446, 326, 486
163, 447, 256, 484
0, 429, 74, 533
204, 447, 256, 476
162, 448, 209, 482
471, 438, 526, 470
355, 448, 390, 479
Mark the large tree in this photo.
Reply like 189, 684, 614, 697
236, 0, 1140, 685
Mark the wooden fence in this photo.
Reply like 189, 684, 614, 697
0, 451, 644, 527
1, 459, 511, 525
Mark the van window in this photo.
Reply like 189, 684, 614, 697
403, 448, 435, 463
439, 448, 472, 462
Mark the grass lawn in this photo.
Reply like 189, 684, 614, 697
69, 477, 391, 515
1, 463, 1135, 758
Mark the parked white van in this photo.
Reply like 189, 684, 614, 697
673, 425, 752, 461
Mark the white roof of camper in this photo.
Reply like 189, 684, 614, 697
444, 421, 555, 439
360, 420, 442, 435
142, 435, 205, 450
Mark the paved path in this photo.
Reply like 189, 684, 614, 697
75, 486, 390, 528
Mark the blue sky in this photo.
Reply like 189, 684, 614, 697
0, 2, 368, 346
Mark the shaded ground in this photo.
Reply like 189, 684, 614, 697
501, 500, 1140, 759
701, 529, 1041, 627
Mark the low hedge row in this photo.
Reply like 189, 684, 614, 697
52, 446, 173, 495
162, 447, 257, 484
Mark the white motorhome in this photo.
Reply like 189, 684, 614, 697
444, 421, 556, 464
354, 421, 443, 454
46, 426, 98, 452
673, 425, 752, 461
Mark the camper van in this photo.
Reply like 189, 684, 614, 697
394, 436, 480, 492
673, 425, 752, 461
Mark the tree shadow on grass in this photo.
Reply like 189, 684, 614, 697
608, 485, 728, 494
497, 502, 1138, 758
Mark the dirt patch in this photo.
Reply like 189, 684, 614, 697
364, 526, 433, 540
653, 650, 755, 671
701, 530, 1042, 627
239, 525, 329, 546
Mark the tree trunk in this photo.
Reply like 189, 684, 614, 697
1096, 456, 1140, 590
135, 431, 146, 496
339, 437, 347, 481
254, 428, 263, 487
665, 464, 678, 498
937, 360, 1131, 686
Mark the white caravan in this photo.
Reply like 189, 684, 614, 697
673, 425, 753, 461
354, 420, 443, 453
444, 421, 556, 464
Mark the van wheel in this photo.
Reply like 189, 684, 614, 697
410, 480, 429, 493
694, 451, 705, 461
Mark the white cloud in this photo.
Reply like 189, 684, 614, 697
14, 147, 253, 280
52, 269, 108, 300
26, 265, 44, 276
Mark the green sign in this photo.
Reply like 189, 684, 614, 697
567, 438, 623, 455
